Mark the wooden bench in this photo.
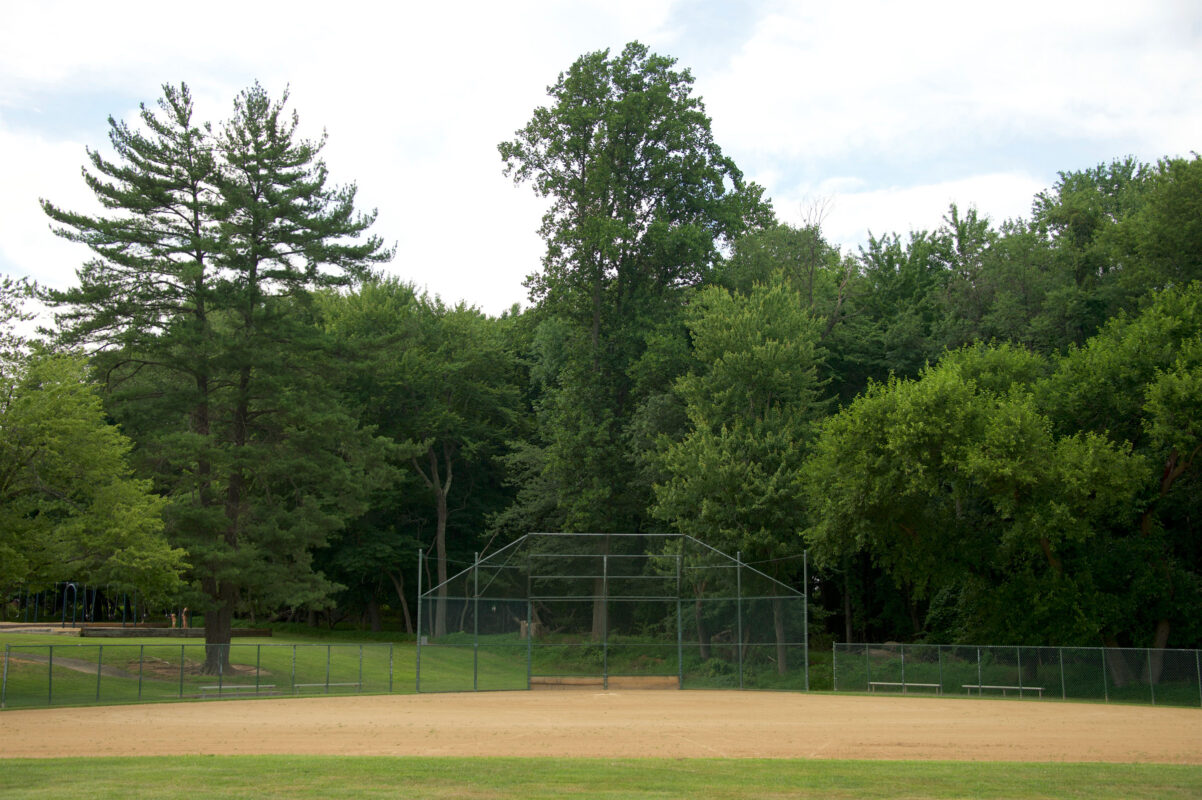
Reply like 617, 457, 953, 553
962, 684, 1043, 697
868, 681, 942, 695
293, 682, 361, 693
200, 684, 274, 696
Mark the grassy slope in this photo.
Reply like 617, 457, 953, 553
2, 757, 1201, 800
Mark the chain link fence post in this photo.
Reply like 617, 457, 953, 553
415, 548, 422, 693
1059, 648, 1065, 700
803, 549, 809, 692
736, 551, 743, 691
1148, 649, 1156, 706
473, 552, 479, 692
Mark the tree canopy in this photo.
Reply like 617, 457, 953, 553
14, 47, 1202, 657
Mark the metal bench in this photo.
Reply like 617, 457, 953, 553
962, 684, 1043, 697
200, 684, 275, 696
868, 681, 942, 694
293, 682, 361, 693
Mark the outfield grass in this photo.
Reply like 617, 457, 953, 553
1, 756, 1200, 799
2, 629, 831, 708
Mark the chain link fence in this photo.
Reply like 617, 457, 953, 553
1, 642, 405, 709
833, 643, 1202, 707
416, 533, 809, 693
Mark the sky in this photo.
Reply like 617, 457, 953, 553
2, 0, 1199, 316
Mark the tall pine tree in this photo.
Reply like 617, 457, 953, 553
42, 83, 390, 671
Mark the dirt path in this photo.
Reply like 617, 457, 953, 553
6, 653, 134, 679
3, 691, 1200, 763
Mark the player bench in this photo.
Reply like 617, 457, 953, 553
293, 682, 361, 693
200, 684, 275, 697
867, 681, 942, 694
962, 684, 1043, 697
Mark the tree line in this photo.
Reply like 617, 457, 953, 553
3, 43, 1198, 672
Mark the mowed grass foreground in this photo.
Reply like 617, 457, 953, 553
2, 757, 1201, 799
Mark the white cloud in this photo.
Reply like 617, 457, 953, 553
703, 1, 1202, 164
775, 172, 1048, 254
0, 127, 102, 289
2, 1, 1199, 315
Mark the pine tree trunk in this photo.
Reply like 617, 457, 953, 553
695, 595, 710, 661
1102, 635, 1136, 688
202, 582, 235, 675
1143, 619, 1171, 685
772, 597, 788, 676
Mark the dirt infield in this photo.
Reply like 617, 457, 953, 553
3, 691, 1200, 763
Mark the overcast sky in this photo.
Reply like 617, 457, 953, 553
2, 0, 1199, 316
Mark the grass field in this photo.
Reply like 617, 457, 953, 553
2, 756, 1201, 799
5, 629, 1200, 799
0, 629, 834, 708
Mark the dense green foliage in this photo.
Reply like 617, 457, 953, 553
5, 44, 1199, 657
0, 278, 183, 598
37, 83, 390, 669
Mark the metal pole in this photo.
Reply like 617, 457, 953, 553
1060, 648, 1066, 700
938, 646, 944, 694
803, 549, 809, 692
602, 553, 608, 691
526, 551, 532, 690
1103, 647, 1109, 703
48, 645, 53, 705
178, 645, 184, 698
1148, 649, 1156, 706
736, 551, 743, 690
676, 554, 683, 690
96, 644, 103, 702
291, 645, 297, 692
2, 644, 9, 709
138, 644, 144, 700
473, 552, 479, 692
359, 645, 363, 693
416, 548, 423, 693
865, 643, 870, 691
325, 645, 331, 693
977, 647, 982, 694
388, 643, 394, 693
900, 644, 905, 691
833, 642, 838, 692
256, 645, 262, 693
1196, 648, 1201, 708
1017, 647, 1023, 697
218, 644, 224, 693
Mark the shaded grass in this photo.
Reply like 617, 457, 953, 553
2, 631, 833, 708
2, 756, 1201, 799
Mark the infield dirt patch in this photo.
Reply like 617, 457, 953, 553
2, 691, 1199, 763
